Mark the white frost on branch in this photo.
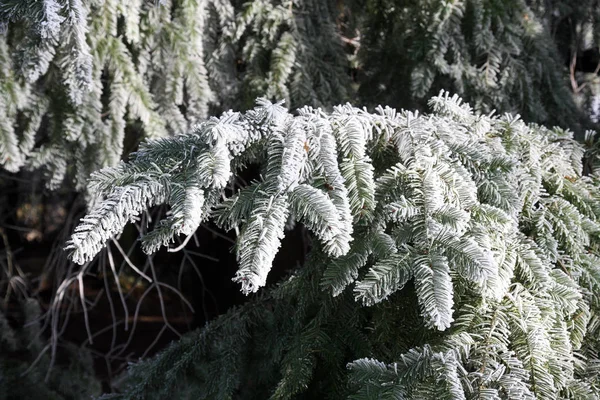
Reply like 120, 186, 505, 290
66, 91, 599, 327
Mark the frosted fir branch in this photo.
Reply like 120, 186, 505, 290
58, 89, 600, 399
195, 142, 232, 189
39, 0, 64, 40
265, 31, 297, 104
413, 253, 454, 331
269, 120, 309, 191
169, 183, 205, 236
234, 194, 289, 294
505, 285, 558, 399
68, 99, 312, 293
331, 108, 376, 219
384, 196, 422, 223
368, 231, 397, 259
214, 182, 262, 231
17, 92, 49, 158
340, 157, 376, 219
119, 0, 141, 44
105, 37, 167, 139
298, 108, 353, 240
348, 340, 472, 397
0, 95, 24, 172
290, 184, 349, 257
319, 231, 371, 297
447, 235, 497, 284
19, 35, 57, 83
66, 92, 600, 311
59, 0, 93, 105
428, 90, 475, 122
354, 249, 413, 306
0, 127, 24, 172
331, 108, 371, 159
140, 217, 180, 254
66, 179, 169, 264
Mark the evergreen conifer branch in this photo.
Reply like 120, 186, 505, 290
80, 92, 600, 398
3, 0, 600, 397
4, 0, 599, 186
1, 0, 351, 185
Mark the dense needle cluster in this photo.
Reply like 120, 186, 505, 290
68, 93, 600, 398
3, 0, 600, 188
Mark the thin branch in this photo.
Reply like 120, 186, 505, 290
141, 325, 168, 359
201, 223, 236, 244
111, 238, 153, 282
78, 271, 94, 344
168, 232, 195, 252
103, 258, 119, 351
157, 281, 194, 313
0, 227, 15, 305
109, 284, 154, 359
148, 257, 181, 337
182, 249, 219, 262
183, 250, 218, 320
107, 245, 130, 331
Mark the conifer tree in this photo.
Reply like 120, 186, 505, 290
0, 0, 350, 187
357, 0, 599, 134
2, 1, 600, 399
2, 0, 600, 186
68, 94, 600, 398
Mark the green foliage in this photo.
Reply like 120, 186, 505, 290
0, 300, 101, 400
3, 0, 600, 189
70, 93, 600, 398
3, 0, 600, 398
0, 0, 350, 188
358, 0, 597, 134
67, 99, 355, 294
